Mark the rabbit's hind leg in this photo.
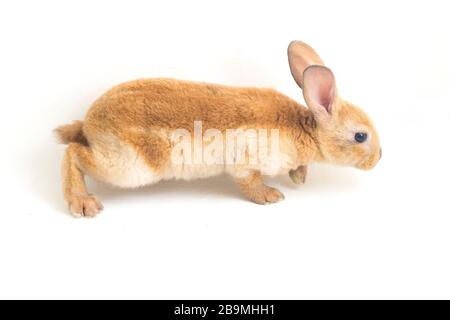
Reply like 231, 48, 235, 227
123, 129, 172, 175
61, 143, 103, 218
233, 170, 285, 205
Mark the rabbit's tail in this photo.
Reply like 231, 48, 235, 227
54, 120, 88, 145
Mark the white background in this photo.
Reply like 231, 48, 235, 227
0, 0, 449, 299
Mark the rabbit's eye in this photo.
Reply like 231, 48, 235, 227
354, 132, 368, 143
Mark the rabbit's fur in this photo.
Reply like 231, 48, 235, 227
55, 41, 381, 217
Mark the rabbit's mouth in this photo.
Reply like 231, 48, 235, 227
357, 150, 381, 170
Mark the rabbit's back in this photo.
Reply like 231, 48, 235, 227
84, 78, 302, 134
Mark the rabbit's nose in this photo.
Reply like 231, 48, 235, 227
379, 148, 382, 160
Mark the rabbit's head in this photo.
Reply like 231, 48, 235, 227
288, 41, 381, 170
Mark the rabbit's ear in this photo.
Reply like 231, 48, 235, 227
288, 41, 325, 89
302, 65, 338, 120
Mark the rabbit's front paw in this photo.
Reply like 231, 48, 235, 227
289, 165, 308, 185
65, 194, 103, 218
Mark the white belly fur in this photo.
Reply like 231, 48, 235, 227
89, 132, 297, 188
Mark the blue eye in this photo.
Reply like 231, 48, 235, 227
355, 132, 368, 143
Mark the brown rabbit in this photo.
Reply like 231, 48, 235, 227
55, 41, 381, 217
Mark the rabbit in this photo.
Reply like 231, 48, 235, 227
54, 41, 381, 217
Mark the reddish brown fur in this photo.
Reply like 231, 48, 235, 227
54, 121, 88, 145
55, 41, 381, 217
